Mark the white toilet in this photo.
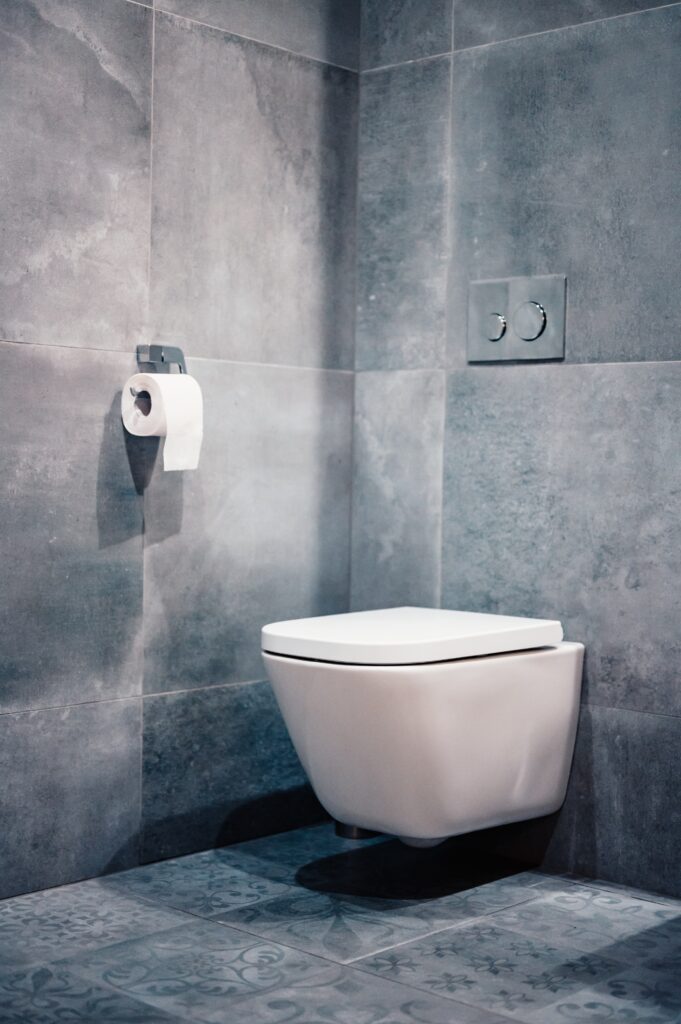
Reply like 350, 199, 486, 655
261, 607, 583, 847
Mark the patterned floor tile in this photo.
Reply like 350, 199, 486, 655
528, 965, 681, 1023
102, 847, 293, 916
489, 886, 681, 968
60, 918, 337, 1023
231, 963, 511, 1023
0, 880, 189, 971
356, 919, 623, 1018
216, 871, 548, 965
0, 964, 184, 1023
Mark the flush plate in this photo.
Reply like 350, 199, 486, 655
467, 275, 566, 362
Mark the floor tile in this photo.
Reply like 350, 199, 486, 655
356, 920, 623, 1017
530, 965, 681, 1023
215, 870, 544, 966
0, 964, 183, 1023
489, 886, 681, 968
232, 962, 509, 1023
0, 881, 188, 972
102, 847, 294, 917
60, 919, 336, 1023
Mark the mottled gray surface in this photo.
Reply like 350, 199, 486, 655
351, 371, 445, 610
356, 57, 451, 370
142, 681, 320, 861
143, 359, 352, 693
545, 705, 681, 897
449, 5, 681, 365
361, 0, 453, 70
0, 342, 143, 714
442, 363, 681, 718
453, 0, 680, 49
150, 14, 357, 368
0, 0, 151, 350
0, 700, 141, 899
154, 0, 360, 69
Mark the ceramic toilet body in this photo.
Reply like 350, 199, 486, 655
262, 607, 583, 844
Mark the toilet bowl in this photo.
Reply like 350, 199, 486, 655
261, 607, 583, 846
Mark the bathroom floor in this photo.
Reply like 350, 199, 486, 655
0, 824, 679, 1023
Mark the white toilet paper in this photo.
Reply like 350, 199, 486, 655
121, 372, 203, 471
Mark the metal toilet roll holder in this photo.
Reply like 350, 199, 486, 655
131, 345, 187, 401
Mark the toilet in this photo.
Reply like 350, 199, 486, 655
261, 607, 583, 847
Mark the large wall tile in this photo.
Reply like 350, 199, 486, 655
142, 681, 321, 860
453, 0, 678, 49
0, 0, 151, 350
351, 371, 445, 610
143, 360, 352, 694
154, 0, 360, 69
356, 57, 451, 370
545, 705, 681, 898
442, 363, 681, 718
150, 14, 357, 369
361, 0, 453, 70
0, 342, 143, 714
449, 6, 681, 365
0, 699, 141, 899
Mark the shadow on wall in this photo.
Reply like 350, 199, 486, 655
96, 392, 184, 549
105, 786, 326, 872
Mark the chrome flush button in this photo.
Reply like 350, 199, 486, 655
486, 313, 506, 342
513, 301, 547, 341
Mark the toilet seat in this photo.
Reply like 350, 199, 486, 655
261, 606, 563, 666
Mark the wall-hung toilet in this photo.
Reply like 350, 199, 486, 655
261, 607, 583, 846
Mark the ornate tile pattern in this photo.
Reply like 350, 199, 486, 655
0, 880, 187, 972
0, 825, 678, 1023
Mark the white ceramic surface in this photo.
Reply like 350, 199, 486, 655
262, 606, 563, 665
263, 641, 583, 843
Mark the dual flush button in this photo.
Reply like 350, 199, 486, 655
486, 301, 547, 343
468, 275, 566, 363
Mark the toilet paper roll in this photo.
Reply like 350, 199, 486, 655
121, 372, 203, 471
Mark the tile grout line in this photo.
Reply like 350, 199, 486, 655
154, 6, 359, 73
0, 678, 267, 721
361, 0, 681, 74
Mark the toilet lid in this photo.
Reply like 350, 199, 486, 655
261, 607, 563, 666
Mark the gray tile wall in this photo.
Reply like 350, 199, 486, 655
0, 0, 358, 898
352, 1, 681, 897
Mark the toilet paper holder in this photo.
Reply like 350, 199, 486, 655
136, 344, 187, 375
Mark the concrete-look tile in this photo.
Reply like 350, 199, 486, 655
0, 0, 151, 350
361, 0, 453, 70
229, 964, 509, 1024
442, 363, 681, 717
356, 919, 622, 1017
141, 681, 321, 861
106, 841, 294, 916
0, 879, 189, 971
351, 371, 444, 610
60, 919, 337, 1023
154, 0, 360, 69
143, 360, 352, 693
449, 5, 681, 365
544, 705, 681, 900
150, 14, 357, 369
453, 0, 679, 49
357, 57, 451, 370
0, 964, 185, 1024
0, 701, 142, 899
0, 342, 143, 713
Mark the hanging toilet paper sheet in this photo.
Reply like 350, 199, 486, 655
121, 371, 203, 471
